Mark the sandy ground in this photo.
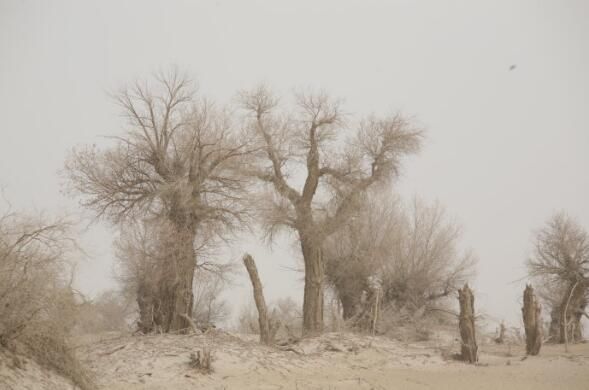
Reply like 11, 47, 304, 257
2, 331, 589, 389
0, 349, 74, 390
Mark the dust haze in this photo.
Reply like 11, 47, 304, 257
1, 1, 588, 389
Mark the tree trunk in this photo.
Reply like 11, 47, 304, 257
157, 222, 196, 333
548, 305, 560, 342
243, 254, 273, 345
495, 322, 506, 344
458, 284, 477, 363
522, 284, 542, 355
557, 281, 586, 344
301, 238, 324, 336
136, 277, 156, 333
340, 293, 360, 321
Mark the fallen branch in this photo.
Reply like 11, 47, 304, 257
98, 344, 127, 356
180, 313, 201, 335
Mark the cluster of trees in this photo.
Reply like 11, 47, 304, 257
65, 70, 425, 336
63, 69, 587, 344
527, 212, 589, 343
323, 192, 475, 326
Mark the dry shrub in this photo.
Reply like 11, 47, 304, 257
378, 303, 456, 342
74, 290, 133, 335
192, 270, 231, 327
20, 326, 95, 389
0, 206, 95, 389
237, 297, 302, 338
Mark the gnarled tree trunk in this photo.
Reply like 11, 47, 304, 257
301, 239, 324, 336
156, 213, 197, 333
522, 284, 542, 355
458, 284, 477, 363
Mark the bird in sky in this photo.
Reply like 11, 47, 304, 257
509, 64, 517, 71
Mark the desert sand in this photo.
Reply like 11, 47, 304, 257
3, 330, 588, 390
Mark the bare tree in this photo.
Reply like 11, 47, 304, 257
324, 192, 475, 323
66, 70, 255, 332
0, 209, 75, 344
0, 204, 94, 389
323, 191, 397, 321
239, 86, 423, 335
114, 220, 163, 333
527, 212, 589, 343
191, 270, 231, 327
380, 198, 475, 312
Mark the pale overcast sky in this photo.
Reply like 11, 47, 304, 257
1, 0, 588, 328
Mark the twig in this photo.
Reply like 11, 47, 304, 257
99, 344, 127, 356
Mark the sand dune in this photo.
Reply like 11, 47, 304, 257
3, 331, 589, 389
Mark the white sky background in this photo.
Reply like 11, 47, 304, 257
1, 0, 588, 329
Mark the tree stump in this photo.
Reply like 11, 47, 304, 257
243, 254, 274, 345
495, 321, 506, 344
522, 284, 542, 355
189, 348, 212, 373
458, 284, 477, 363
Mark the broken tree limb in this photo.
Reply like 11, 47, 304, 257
179, 313, 201, 335
243, 253, 273, 345
458, 284, 478, 363
522, 284, 542, 355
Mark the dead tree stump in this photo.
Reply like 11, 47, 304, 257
522, 284, 542, 355
243, 253, 273, 345
495, 321, 506, 344
458, 284, 478, 363
189, 348, 212, 373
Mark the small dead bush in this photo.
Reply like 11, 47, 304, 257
237, 297, 302, 339
188, 348, 213, 373
378, 303, 455, 342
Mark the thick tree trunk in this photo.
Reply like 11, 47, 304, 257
458, 284, 477, 363
243, 254, 273, 345
157, 221, 196, 333
495, 322, 506, 344
522, 284, 542, 355
548, 305, 560, 342
340, 293, 360, 321
136, 277, 156, 333
301, 238, 324, 336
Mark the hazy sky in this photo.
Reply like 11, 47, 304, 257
1, 0, 588, 329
